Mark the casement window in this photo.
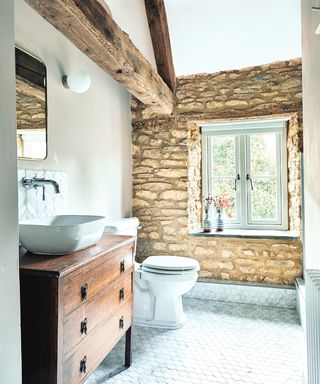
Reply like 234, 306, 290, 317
201, 119, 288, 230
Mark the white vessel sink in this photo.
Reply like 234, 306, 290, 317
19, 215, 107, 255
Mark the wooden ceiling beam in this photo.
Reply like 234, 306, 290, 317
144, 0, 176, 92
24, 0, 174, 115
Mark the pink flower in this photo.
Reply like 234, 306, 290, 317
219, 197, 231, 208
204, 194, 232, 213
212, 194, 232, 211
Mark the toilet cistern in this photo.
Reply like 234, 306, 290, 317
22, 176, 60, 200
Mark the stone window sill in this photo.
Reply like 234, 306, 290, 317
189, 229, 300, 240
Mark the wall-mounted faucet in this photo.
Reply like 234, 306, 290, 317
22, 177, 60, 201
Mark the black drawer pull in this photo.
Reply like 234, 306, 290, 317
80, 356, 87, 374
119, 288, 125, 301
80, 318, 88, 335
120, 260, 125, 274
119, 316, 124, 329
81, 283, 88, 300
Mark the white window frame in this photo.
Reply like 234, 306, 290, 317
201, 118, 289, 230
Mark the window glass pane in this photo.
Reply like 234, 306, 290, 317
249, 132, 280, 223
210, 134, 238, 222
250, 178, 278, 221
211, 135, 236, 177
250, 133, 277, 177
212, 178, 237, 221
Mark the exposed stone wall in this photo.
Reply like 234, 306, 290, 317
175, 60, 302, 117
132, 59, 303, 285
16, 77, 46, 131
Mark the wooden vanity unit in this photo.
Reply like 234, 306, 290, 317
19, 234, 136, 384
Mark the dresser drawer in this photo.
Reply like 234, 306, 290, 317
63, 244, 134, 316
63, 298, 132, 384
63, 272, 133, 359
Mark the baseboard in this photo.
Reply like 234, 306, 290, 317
185, 280, 296, 309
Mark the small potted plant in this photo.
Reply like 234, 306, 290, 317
212, 195, 232, 232
203, 195, 213, 232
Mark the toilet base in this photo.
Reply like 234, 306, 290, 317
133, 312, 187, 329
134, 291, 189, 329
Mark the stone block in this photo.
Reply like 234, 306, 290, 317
217, 262, 234, 270
171, 130, 187, 139
159, 190, 188, 201
153, 242, 167, 251
135, 190, 157, 200
168, 243, 188, 252
132, 198, 150, 207
156, 168, 188, 178
143, 149, 162, 159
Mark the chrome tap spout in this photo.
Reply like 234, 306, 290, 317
22, 177, 60, 194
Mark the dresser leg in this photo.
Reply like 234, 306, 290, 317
125, 326, 132, 367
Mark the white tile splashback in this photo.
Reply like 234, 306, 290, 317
18, 169, 68, 220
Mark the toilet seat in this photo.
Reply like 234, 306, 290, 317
141, 265, 198, 276
142, 256, 200, 274
137, 268, 198, 283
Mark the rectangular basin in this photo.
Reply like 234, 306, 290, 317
19, 215, 107, 255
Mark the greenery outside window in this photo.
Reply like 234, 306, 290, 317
201, 119, 288, 230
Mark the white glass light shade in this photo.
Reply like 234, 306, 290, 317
62, 71, 91, 93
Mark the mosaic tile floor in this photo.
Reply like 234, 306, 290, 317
86, 298, 303, 384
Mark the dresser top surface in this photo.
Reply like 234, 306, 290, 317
19, 234, 136, 277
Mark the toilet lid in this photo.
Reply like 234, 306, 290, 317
142, 256, 200, 272
141, 265, 198, 275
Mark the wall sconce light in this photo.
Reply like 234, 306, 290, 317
62, 70, 91, 94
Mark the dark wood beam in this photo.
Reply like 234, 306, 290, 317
16, 47, 46, 89
24, 0, 174, 115
145, 0, 176, 92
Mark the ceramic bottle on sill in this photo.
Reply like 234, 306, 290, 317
203, 212, 212, 233
215, 209, 224, 232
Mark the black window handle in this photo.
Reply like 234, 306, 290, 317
234, 174, 240, 191
120, 260, 125, 273
246, 174, 254, 191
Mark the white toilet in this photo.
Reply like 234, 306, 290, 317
104, 218, 200, 329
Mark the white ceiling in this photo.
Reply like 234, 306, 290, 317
164, 0, 301, 76
107, 0, 157, 69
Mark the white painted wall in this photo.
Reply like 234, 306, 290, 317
107, 0, 156, 69
165, 0, 301, 75
302, 0, 320, 269
15, 0, 155, 219
0, 0, 21, 382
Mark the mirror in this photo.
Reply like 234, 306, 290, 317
16, 47, 47, 160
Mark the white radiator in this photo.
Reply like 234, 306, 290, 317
306, 270, 320, 384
